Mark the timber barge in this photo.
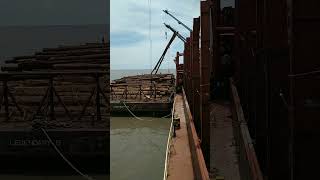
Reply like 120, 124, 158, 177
0, 42, 109, 174
110, 73, 174, 116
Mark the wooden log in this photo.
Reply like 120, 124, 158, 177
53, 63, 109, 70
1, 66, 22, 72
4, 60, 18, 64
35, 48, 109, 56
47, 53, 108, 61
0, 42, 110, 124
14, 96, 108, 106
36, 59, 108, 65
18, 62, 53, 70
43, 44, 108, 52
13, 56, 35, 60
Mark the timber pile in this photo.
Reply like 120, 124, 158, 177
111, 74, 175, 102
0, 43, 109, 128
2, 43, 109, 72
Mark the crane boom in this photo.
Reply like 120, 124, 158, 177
151, 32, 178, 75
164, 23, 187, 43
163, 10, 192, 32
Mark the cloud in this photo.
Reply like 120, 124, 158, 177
111, 0, 200, 70
0, 0, 108, 26
111, 31, 146, 47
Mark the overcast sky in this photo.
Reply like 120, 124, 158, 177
111, 0, 234, 70
111, 0, 198, 70
0, 0, 109, 60
0, 0, 109, 26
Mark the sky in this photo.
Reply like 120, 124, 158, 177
110, 0, 234, 70
0, 0, 109, 26
0, 0, 109, 60
111, 0, 199, 70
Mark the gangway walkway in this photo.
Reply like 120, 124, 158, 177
210, 101, 241, 180
167, 94, 194, 180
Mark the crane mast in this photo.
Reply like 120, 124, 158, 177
151, 10, 192, 75
151, 32, 178, 75
163, 9, 192, 32
164, 23, 187, 43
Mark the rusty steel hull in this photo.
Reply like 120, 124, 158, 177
173, 0, 320, 179
0, 129, 109, 174
110, 101, 171, 116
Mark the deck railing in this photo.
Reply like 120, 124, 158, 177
230, 78, 264, 180
163, 95, 176, 180
110, 83, 172, 102
182, 88, 210, 180
0, 71, 108, 125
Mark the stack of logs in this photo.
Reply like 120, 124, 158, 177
0, 43, 109, 128
111, 74, 175, 102
2, 43, 109, 72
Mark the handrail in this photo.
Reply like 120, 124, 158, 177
163, 94, 176, 180
0, 72, 108, 123
182, 88, 210, 180
111, 83, 173, 102
230, 78, 264, 180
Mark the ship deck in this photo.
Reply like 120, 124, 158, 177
210, 101, 240, 179
165, 91, 210, 180
167, 94, 194, 180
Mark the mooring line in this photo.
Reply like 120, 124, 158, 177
161, 113, 172, 119
122, 101, 152, 121
163, 95, 176, 180
41, 128, 96, 180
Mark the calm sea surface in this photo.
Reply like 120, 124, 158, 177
110, 116, 170, 180
111, 69, 173, 179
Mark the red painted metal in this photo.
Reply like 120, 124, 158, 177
187, 37, 193, 112
255, 1, 290, 179
182, 88, 210, 180
216, 26, 235, 33
200, 0, 211, 167
287, 0, 320, 179
179, 0, 320, 179
192, 18, 201, 133
183, 45, 186, 90
184, 38, 191, 105
210, 0, 219, 80
235, 0, 291, 179
175, 52, 184, 87
230, 79, 263, 180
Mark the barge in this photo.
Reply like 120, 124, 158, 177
0, 43, 109, 174
110, 73, 175, 116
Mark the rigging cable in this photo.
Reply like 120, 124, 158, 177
148, 0, 153, 71
41, 128, 96, 180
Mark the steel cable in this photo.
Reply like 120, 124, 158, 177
122, 101, 149, 121
41, 128, 96, 180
